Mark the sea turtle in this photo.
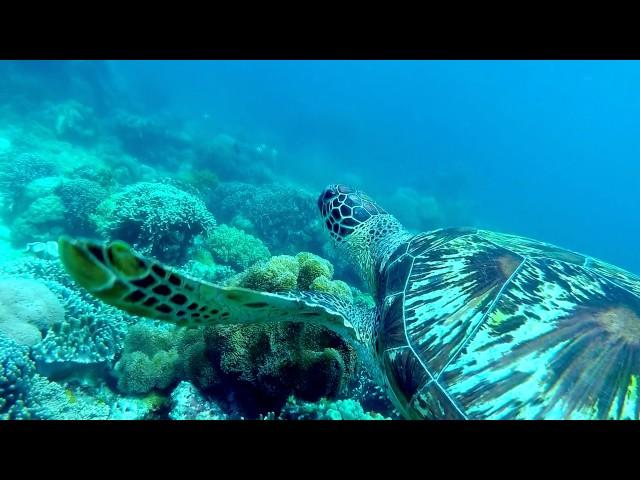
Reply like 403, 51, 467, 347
58, 184, 640, 420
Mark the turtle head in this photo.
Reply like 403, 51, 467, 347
317, 184, 386, 243
318, 184, 411, 292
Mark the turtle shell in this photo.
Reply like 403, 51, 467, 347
375, 227, 640, 419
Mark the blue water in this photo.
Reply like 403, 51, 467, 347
115, 60, 640, 274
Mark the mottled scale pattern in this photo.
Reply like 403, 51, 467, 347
440, 257, 640, 419
403, 233, 524, 374
378, 227, 640, 419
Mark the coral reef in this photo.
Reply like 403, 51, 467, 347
234, 255, 300, 292
275, 397, 391, 420
1, 256, 135, 380
0, 153, 60, 224
181, 322, 359, 417
92, 181, 216, 264
168, 381, 230, 420
10, 194, 66, 245
113, 322, 181, 395
46, 100, 96, 143
0, 278, 65, 346
57, 177, 109, 236
208, 182, 322, 255
204, 224, 271, 271
0, 333, 36, 419
232, 251, 354, 303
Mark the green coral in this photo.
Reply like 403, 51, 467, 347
204, 224, 271, 271
309, 276, 353, 303
92, 182, 216, 264
113, 322, 181, 395
235, 255, 300, 292
233, 252, 353, 303
182, 322, 359, 417
295, 252, 334, 290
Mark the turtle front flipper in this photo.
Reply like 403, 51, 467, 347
58, 236, 362, 343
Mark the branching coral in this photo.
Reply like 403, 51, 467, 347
204, 224, 271, 271
92, 182, 216, 264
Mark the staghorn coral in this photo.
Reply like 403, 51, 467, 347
0, 278, 65, 346
204, 224, 271, 271
92, 181, 216, 264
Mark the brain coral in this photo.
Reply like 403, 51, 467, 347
92, 181, 216, 264
0, 278, 65, 346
